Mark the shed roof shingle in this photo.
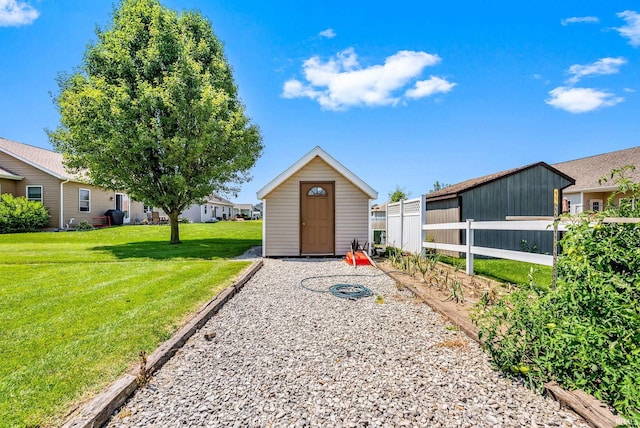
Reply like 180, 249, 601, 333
426, 162, 574, 202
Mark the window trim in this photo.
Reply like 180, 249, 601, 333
26, 185, 43, 203
79, 188, 91, 213
590, 199, 603, 212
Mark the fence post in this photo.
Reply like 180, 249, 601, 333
466, 219, 474, 275
399, 199, 404, 251
419, 195, 426, 254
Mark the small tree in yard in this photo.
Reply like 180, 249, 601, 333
49, 0, 263, 244
388, 185, 411, 202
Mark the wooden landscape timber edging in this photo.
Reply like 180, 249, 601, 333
545, 382, 627, 428
379, 265, 628, 428
62, 259, 264, 428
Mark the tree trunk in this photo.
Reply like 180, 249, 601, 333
169, 211, 181, 244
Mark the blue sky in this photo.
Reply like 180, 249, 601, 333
1, 1, 639, 203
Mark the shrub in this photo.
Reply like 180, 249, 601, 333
474, 166, 640, 423
0, 194, 50, 233
75, 221, 94, 231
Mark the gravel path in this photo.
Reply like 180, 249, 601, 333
107, 259, 586, 427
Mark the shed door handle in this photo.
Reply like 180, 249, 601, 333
302, 222, 306, 226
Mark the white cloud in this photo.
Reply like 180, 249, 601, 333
566, 57, 627, 84
561, 16, 600, 26
405, 76, 456, 99
546, 87, 623, 113
0, 0, 39, 27
616, 10, 640, 47
318, 28, 336, 39
282, 48, 455, 110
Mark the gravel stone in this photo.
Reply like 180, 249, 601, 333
106, 258, 588, 427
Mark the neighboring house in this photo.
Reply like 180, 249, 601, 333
234, 203, 257, 219
370, 202, 387, 244
257, 146, 377, 257
0, 137, 144, 229
553, 146, 640, 215
426, 162, 574, 255
251, 203, 262, 220
180, 194, 236, 223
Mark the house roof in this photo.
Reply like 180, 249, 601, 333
426, 162, 575, 202
371, 202, 387, 212
0, 165, 23, 180
207, 194, 234, 206
0, 137, 78, 181
257, 146, 378, 200
553, 146, 640, 193
234, 203, 255, 210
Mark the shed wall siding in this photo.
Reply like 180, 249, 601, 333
425, 199, 460, 256
460, 164, 573, 253
264, 157, 369, 257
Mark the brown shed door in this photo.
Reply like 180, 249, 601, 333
300, 182, 335, 255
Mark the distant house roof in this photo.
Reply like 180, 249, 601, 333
207, 194, 234, 207
234, 203, 254, 210
426, 162, 575, 202
257, 146, 377, 200
553, 146, 640, 192
371, 202, 387, 212
0, 165, 23, 180
0, 137, 79, 181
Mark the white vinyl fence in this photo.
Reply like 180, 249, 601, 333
423, 219, 567, 275
386, 196, 425, 254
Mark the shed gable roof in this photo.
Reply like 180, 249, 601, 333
426, 162, 575, 202
0, 137, 77, 181
257, 146, 377, 199
553, 146, 640, 192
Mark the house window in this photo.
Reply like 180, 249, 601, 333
26, 186, 43, 202
79, 188, 91, 212
307, 186, 327, 196
590, 199, 603, 212
204, 205, 208, 214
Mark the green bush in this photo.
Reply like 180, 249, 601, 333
0, 194, 50, 233
75, 221, 94, 231
473, 166, 640, 423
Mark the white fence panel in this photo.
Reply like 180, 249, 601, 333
423, 219, 559, 275
386, 196, 425, 254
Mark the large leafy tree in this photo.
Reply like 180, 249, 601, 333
49, 0, 262, 243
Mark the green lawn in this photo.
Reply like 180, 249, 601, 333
440, 256, 553, 287
0, 221, 261, 427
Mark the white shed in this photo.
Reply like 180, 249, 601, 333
257, 146, 377, 257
